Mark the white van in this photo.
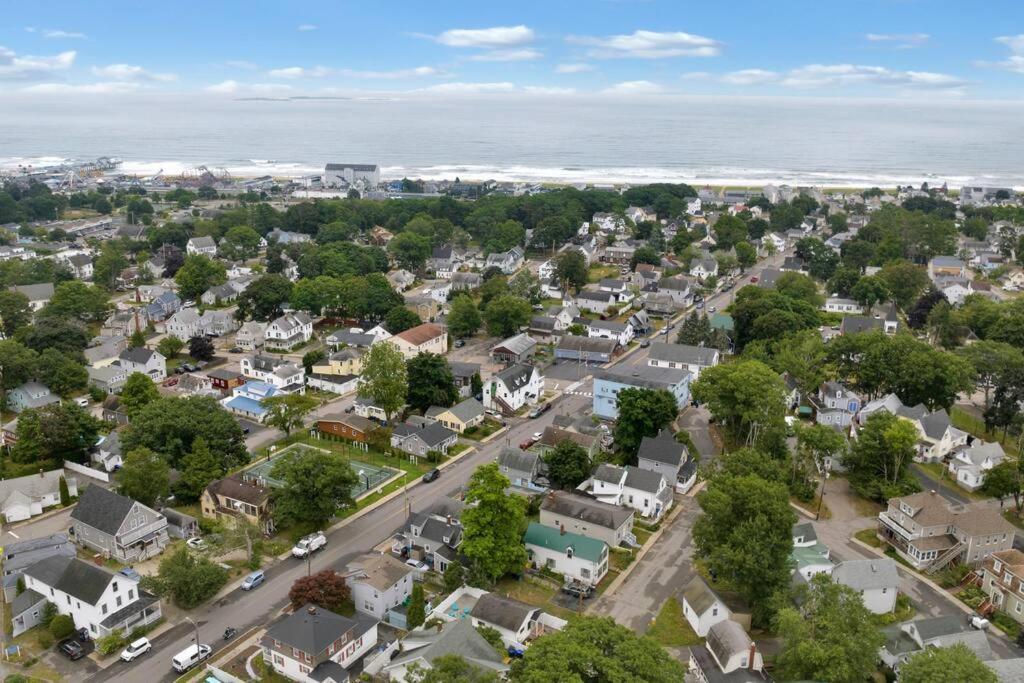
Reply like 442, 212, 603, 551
171, 643, 211, 673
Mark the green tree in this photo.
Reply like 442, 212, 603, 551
234, 274, 293, 321
174, 254, 227, 300
176, 437, 225, 501
188, 335, 215, 361
388, 232, 431, 271
119, 372, 160, 417
845, 411, 921, 501
510, 616, 685, 683
357, 341, 408, 421
147, 548, 228, 609
0, 290, 31, 337
288, 570, 351, 613
508, 270, 542, 305
128, 329, 146, 348
384, 305, 422, 334
11, 403, 101, 465
851, 275, 890, 312
694, 473, 796, 626
543, 440, 592, 490
35, 347, 87, 396
555, 250, 588, 294
271, 448, 359, 527
483, 295, 532, 337
613, 388, 678, 462
794, 423, 848, 475
406, 352, 458, 413
443, 560, 465, 592
49, 614, 75, 640
16, 317, 90, 357
878, 260, 929, 310
117, 447, 170, 507
407, 583, 426, 630
982, 459, 1024, 513
461, 463, 527, 586
122, 396, 247, 468
409, 654, 500, 683
58, 475, 70, 506
447, 295, 482, 339
220, 225, 263, 259
478, 274, 508, 306
0, 339, 39, 390
157, 335, 185, 359
93, 241, 128, 290
957, 340, 1024, 410
774, 574, 885, 683
734, 241, 757, 270
692, 360, 787, 449
42, 281, 110, 321
899, 644, 997, 683
263, 393, 319, 436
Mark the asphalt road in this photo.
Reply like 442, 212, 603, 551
91, 390, 593, 683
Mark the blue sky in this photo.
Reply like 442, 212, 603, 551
2, 1, 1023, 99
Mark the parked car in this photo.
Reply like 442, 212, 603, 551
292, 531, 327, 558
708, 305, 717, 313
120, 637, 152, 662
970, 615, 991, 630
639, 339, 651, 348
454, 339, 465, 348
405, 559, 429, 573
528, 403, 551, 419
75, 397, 89, 408
561, 582, 594, 599
59, 639, 85, 660
186, 537, 206, 550
422, 468, 441, 483
171, 644, 212, 673
229, 347, 242, 353
519, 437, 538, 450
749, 276, 759, 283
532, 431, 542, 440
119, 567, 141, 581
241, 570, 265, 591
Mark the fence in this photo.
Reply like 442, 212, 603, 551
64, 460, 110, 482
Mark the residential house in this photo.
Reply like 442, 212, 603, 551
387, 269, 416, 292
690, 255, 719, 280
592, 365, 689, 419
201, 283, 240, 306
19, 555, 161, 639
647, 343, 719, 381
380, 619, 508, 682
627, 309, 651, 335
809, 381, 862, 428
70, 486, 170, 563
93, 431, 124, 472
424, 398, 485, 434
428, 244, 458, 278
681, 576, 752, 637
261, 604, 378, 683
655, 275, 693, 307
483, 364, 543, 415
390, 421, 457, 459
524, 522, 609, 587
547, 303, 580, 331
118, 347, 166, 382
598, 278, 633, 305
64, 253, 94, 280
529, 316, 558, 339
554, 335, 616, 364
84, 335, 128, 368
346, 553, 414, 620
469, 592, 562, 648
266, 312, 313, 348
949, 442, 1006, 491
450, 272, 483, 292
317, 414, 381, 444
591, 212, 625, 234
221, 381, 280, 422
236, 321, 269, 351
824, 297, 863, 314
201, 476, 274, 534
637, 431, 696, 493
536, 426, 599, 458
575, 290, 617, 314
450, 362, 481, 399
267, 228, 312, 245
240, 355, 305, 391
393, 504, 463, 573
539, 491, 635, 548
7, 381, 59, 413
325, 330, 378, 349
10, 283, 54, 311
353, 397, 390, 423
490, 333, 536, 365
1, 534, 74, 604
603, 244, 635, 265
583, 318, 634, 347
206, 368, 246, 394
498, 448, 548, 494
780, 255, 807, 273
928, 256, 967, 279
879, 616, 991, 671
0, 469, 77, 523
485, 246, 524, 275
186, 236, 217, 256
831, 559, 899, 614
980, 550, 1024, 626
790, 523, 834, 581
877, 491, 1015, 572
579, 464, 673, 521
160, 508, 199, 540
145, 291, 181, 322
689, 620, 765, 682
391, 324, 446, 360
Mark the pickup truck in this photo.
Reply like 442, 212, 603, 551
291, 531, 327, 558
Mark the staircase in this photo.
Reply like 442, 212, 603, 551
491, 394, 516, 416
925, 542, 966, 575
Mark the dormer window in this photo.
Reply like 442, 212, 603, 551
566, 547, 574, 559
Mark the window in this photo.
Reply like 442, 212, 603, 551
116, 596, 122, 607
581, 568, 590, 579
112, 581, 119, 592
712, 607, 718, 616
102, 604, 108, 615
128, 589, 134, 600
1017, 602, 1022, 615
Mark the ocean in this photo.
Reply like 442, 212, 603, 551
2, 94, 1024, 188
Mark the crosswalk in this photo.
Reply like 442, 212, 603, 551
564, 390, 593, 397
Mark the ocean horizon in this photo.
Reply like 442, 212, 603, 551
3, 94, 1024, 189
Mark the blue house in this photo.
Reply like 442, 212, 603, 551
592, 365, 690, 419
220, 381, 280, 422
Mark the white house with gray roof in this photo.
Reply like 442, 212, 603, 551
70, 486, 169, 563
579, 463, 672, 521
831, 559, 899, 614
390, 421, 457, 459
483, 364, 543, 415
186, 235, 217, 256
647, 342, 719, 380
539, 490, 634, 547
265, 312, 313, 348
0, 469, 77, 523
9, 282, 54, 311
497, 448, 548, 494
2, 533, 74, 603
7, 381, 59, 413
637, 430, 696, 493
240, 354, 305, 391
948, 441, 1006, 491
118, 347, 166, 381
346, 553, 414, 620
262, 603, 379, 682
490, 333, 536, 365
681, 575, 752, 637
380, 618, 508, 682
584, 318, 634, 347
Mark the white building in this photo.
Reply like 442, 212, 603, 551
0, 470, 77, 523
346, 553, 414, 621
580, 464, 673, 521
265, 312, 313, 348
261, 603, 378, 682
117, 347, 167, 382
240, 355, 306, 391
523, 522, 608, 587
323, 163, 380, 189
647, 343, 719, 381
831, 559, 899, 615
185, 236, 217, 257
483, 364, 543, 415
681, 576, 751, 638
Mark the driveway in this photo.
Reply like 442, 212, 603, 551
677, 405, 719, 460
590, 497, 700, 633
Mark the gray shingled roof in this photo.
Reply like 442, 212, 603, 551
23, 555, 116, 605
540, 491, 633, 530
624, 465, 664, 493
637, 432, 687, 467
471, 593, 537, 633
832, 559, 899, 592
498, 448, 540, 474
387, 618, 508, 674
264, 605, 367, 656
70, 485, 139, 535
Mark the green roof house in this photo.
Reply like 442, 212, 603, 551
524, 522, 608, 586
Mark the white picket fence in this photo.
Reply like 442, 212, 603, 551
63, 460, 110, 483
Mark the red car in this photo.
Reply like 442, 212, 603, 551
749, 276, 759, 283
519, 437, 538, 450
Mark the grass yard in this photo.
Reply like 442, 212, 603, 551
951, 407, 1020, 457
462, 417, 504, 441
448, 443, 471, 457
853, 528, 883, 548
1004, 509, 1024, 531
587, 264, 622, 283
493, 576, 577, 621
646, 597, 703, 646
912, 462, 988, 501
633, 525, 653, 547
874, 594, 916, 626
609, 548, 635, 573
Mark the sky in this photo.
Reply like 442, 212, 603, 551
2, 1, 1023, 100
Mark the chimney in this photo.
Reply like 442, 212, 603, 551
930, 489, 937, 496
446, 515, 452, 526
748, 643, 757, 670
307, 606, 317, 615
560, 524, 566, 536
39, 468, 45, 478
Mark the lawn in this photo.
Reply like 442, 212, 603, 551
462, 417, 504, 441
587, 264, 622, 283
493, 576, 577, 621
951, 407, 1020, 457
1004, 509, 1024, 531
609, 548, 635, 573
633, 525, 653, 547
853, 528, 883, 548
448, 443, 471, 457
646, 597, 703, 646
912, 463, 988, 501
874, 594, 916, 626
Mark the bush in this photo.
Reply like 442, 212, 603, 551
35, 631, 53, 649
476, 624, 505, 656
937, 564, 972, 589
129, 619, 162, 640
39, 602, 57, 628
89, 386, 106, 402
96, 633, 126, 656
6, 674, 31, 683
49, 614, 74, 640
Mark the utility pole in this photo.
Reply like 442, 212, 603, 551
185, 616, 201, 653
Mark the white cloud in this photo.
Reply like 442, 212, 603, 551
679, 71, 711, 81
865, 33, 930, 48
416, 81, 516, 94
433, 25, 534, 48
602, 80, 664, 94
297, 24, 317, 31
43, 30, 86, 39
225, 60, 258, 70
267, 65, 331, 79
206, 80, 240, 93
340, 66, 444, 79
721, 69, 780, 85
523, 86, 576, 95
779, 64, 965, 90
469, 48, 542, 62
250, 83, 293, 93
0, 46, 76, 81
21, 81, 139, 94
91, 64, 178, 82
977, 35, 1024, 74
568, 30, 720, 59
556, 63, 593, 74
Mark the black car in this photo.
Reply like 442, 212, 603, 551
422, 468, 441, 483
59, 639, 85, 660
561, 583, 594, 599
639, 339, 651, 348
